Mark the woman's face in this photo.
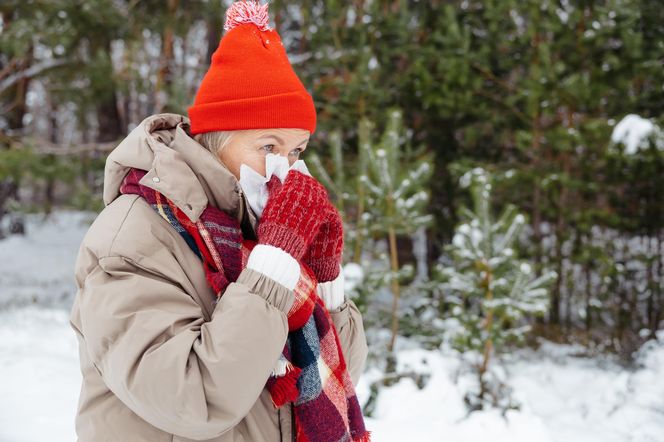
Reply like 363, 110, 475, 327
218, 128, 311, 179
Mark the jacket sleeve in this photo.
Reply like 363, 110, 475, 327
328, 298, 369, 386
78, 253, 294, 441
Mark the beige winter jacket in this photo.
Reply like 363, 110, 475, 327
68, 113, 369, 441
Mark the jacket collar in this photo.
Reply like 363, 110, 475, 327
103, 113, 258, 233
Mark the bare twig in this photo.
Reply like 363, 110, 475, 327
0, 58, 72, 93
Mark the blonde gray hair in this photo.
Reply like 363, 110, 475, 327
193, 130, 235, 159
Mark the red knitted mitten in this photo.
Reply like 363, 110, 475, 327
302, 203, 344, 282
257, 170, 330, 260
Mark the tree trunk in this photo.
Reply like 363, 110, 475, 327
206, 1, 223, 64
92, 37, 123, 143
478, 260, 494, 404
155, 0, 179, 113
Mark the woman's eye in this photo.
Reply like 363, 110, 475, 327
261, 144, 275, 153
289, 148, 303, 157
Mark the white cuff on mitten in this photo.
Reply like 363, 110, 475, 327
246, 244, 300, 290
316, 264, 346, 310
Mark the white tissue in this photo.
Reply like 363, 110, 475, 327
238, 153, 311, 218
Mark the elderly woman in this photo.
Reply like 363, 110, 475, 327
68, 1, 370, 441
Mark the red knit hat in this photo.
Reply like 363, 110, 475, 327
187, 0, 317, 135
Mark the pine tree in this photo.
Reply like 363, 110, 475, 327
436, 167, 557, 411
357, 107, 433, 375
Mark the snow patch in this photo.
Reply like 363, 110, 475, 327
611, 114, 663, 154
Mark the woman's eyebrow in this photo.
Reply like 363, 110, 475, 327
258, 134, 284, 144
258, 134, 309, 146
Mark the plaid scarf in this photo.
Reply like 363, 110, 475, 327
119, 168, 370, 442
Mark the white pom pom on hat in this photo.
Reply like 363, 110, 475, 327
223, 0, 272, 33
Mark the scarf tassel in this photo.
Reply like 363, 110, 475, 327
269, 363, 303, 408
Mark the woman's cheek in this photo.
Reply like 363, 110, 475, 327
242, 151, 267, 177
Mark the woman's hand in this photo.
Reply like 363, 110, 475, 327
256, 170, 347, 312
302, 202, 344, 283
256, 170, 330, 260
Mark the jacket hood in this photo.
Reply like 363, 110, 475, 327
103, 112, 257, 230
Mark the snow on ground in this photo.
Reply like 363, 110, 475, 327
0, 306, 81, 442
0, 210, 96, 309
508, 340, 664, 442
357, 337, 664, 442
0, 209, 663, 441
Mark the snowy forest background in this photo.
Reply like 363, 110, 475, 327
1, 1, 663, 441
